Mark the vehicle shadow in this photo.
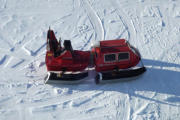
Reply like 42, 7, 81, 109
51, 59, 180, 106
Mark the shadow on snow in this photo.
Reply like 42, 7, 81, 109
50, 58, 180, 107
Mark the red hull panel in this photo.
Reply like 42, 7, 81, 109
93, 39, 140, 72
46, 50, 90, 72
45, 29, 141, 74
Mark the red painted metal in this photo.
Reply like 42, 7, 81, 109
45, 29, 141, 74
45, 50, 90, 72
92, 39, 140, 72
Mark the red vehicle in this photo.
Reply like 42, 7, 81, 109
91, 39, 146, 84
45, 29, 90, 83
45, 29, 146, 84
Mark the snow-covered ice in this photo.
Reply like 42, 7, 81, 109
0, 0, 180, 120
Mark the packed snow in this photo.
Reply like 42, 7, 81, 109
0, 0, 180, 120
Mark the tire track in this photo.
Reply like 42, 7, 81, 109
110, 0, 136, 43
25, 91, 104, 111
131, 92, 157, 120
0, 31, 46, 69
110, 1, 137, 119
114, 93, 131, 120
139, 2, 170, 62
126, 93, 131, 120
80, 0, 105, 43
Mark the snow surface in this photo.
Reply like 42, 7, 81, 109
0, 0, 180, 119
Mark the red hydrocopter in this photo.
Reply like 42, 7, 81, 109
45, 28, 146, 84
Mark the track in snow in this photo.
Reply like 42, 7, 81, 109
110, 0, 136, 43
80, 0, 105, 49
0, 0, 180, 120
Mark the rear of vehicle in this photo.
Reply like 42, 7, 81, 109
92, 39, 146, 84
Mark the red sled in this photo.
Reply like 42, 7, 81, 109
91, 39, 146, 84
45, 28, 146, 84
45, 29, 90, 84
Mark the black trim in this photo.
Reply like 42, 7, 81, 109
104, 53, 116, 62
118, 52, 129, 61
101, 45, 127, 48
64, 40, 74, 56
47, 72, 88, 81
95, 75, 100, 84
98, 67, 146, 81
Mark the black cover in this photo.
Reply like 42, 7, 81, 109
46, 72, 88, 82
95, 67, 146, 84
63, 40, 74, 56
64, 40, 73, 51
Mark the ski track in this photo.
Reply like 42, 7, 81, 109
27, 91, 103, 108
0, 0, 180, 120
110, 0, 136, 43
0, 55, 7, 65
80, 0, 104, 42
110, 1, 137, 119
0, 29, 46, 70
131, 92, 157, 120
126, 93, 131, 120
